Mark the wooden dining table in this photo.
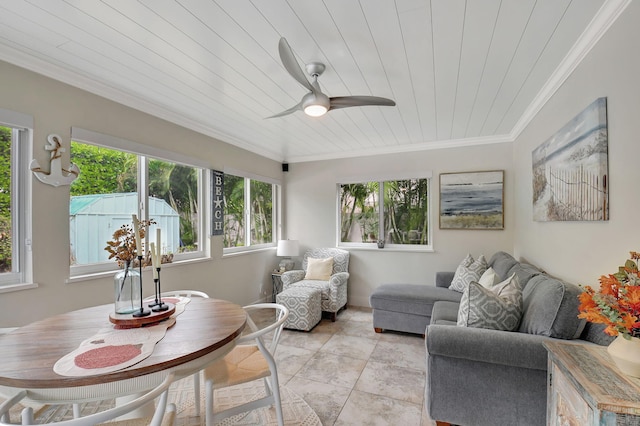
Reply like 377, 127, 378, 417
0, 298, 247, 405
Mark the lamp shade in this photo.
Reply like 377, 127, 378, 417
277, 239, 299, 257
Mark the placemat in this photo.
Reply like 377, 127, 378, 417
53, 297, 191, 377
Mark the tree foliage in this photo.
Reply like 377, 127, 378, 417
70, 142, 136, 196
340, 179, 428, 244
0, 127, 12, 272
70, 142, 199, 252
223, 176, 273, 247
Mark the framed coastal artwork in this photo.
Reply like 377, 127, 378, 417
532, 97, 608, 221
439, 170, 504, 230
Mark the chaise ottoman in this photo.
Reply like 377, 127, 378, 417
369, 282, 462, 335
277, 286, 322, 331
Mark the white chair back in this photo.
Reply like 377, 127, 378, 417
160, 290, 209, 299
204, 303, 289, 426
0, 373, 176, 426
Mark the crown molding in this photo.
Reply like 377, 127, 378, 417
286, 133, 513, 164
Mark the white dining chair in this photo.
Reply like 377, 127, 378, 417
159, 290, 210, 300
158, 290, 209, 416
203, 303, 289, 426
0, 373, 177, 426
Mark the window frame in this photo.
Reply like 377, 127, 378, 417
0, 108, 34, 288
222, 168, 280, 255
69, 128, 209, 277
336, 172, 433, 252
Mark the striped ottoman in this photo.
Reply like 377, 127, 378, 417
276, 287, 322, 331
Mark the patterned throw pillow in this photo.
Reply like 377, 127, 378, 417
478, 267, 498, 288
457, 273, 523, 331
449, 254, 488, 293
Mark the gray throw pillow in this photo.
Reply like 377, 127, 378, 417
518, 275, 586, 339
449, 254, 488, 293
457, 274, 523, 331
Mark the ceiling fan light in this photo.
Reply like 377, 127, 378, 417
304, 104, 328, 117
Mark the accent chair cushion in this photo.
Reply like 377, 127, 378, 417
518, 275, 586, 339
304, 257, 334, 280
457, 273, 523, 331
449, 254, 488, 293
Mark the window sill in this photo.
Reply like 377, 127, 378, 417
337, 244, 434, 253
222, 246, 275, 258
67, 256, 212, 284
0, 282, 39, 294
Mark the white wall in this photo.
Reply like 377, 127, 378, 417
512, 0, 640, 287
285, 144, 515, 307
0, 60, 282, 326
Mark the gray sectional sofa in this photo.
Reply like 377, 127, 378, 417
369, 251, 613, 426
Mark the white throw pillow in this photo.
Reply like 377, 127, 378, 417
449, 254, 488, 293
304, 257, 334, 280
478, 267, 498, 288
457, 273, 523, 331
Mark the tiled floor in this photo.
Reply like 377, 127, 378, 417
274, 307, 435, 425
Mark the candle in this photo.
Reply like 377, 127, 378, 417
156, 228, 162, 267
150, 242, 158, 279
132, 214, 142, 256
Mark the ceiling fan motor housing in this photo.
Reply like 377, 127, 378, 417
302, 91, 330, 116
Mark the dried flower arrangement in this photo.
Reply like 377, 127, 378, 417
578, 251, 640, 339
104, 217, 156, 268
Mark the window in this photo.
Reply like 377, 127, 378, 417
69, 134, 205, 275
0, 109, 33, 287
223, 173, 277, 251
338, 177, 431, 249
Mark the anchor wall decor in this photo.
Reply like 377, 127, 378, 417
30, 134, 80, 187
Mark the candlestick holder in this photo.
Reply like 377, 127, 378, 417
132, 255, 151, 317
148, 273, 160, 309
152, 268, 168, 312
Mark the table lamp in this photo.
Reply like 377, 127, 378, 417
276, 239, 299, 272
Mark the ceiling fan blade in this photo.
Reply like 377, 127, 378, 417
278, 38, 316, 93
265, 101, 302, 119
329, 96, 396, 110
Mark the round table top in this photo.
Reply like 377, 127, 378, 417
0, 298, 246, 389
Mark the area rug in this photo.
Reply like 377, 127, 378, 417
171, 375, 322, 426
1, 375, 320, 425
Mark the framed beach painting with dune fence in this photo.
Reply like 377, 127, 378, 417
532, 97, 608, 221
439, 170, 504, 230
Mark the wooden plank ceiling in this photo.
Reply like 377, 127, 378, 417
0, 0, 628, 163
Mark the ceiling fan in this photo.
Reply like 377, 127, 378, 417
268, 38, 396, 118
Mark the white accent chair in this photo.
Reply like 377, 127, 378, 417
0, 373, 177, 426
158, 290, 209, 416
203, 303, 289, 426
281, 248, 350, 321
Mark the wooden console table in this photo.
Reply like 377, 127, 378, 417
544, 340, 640, 425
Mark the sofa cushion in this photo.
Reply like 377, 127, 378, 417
508, 262, 543, 290
518, 275, 586, 339
457, 274, 523, 331
431, 301, 460, 325
580, 321, 615, 346
304, 257, 334, 280
370, 284, 462, 317
488, 251, 519, 281
449, 254, 488, 293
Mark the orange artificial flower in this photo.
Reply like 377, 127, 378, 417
578, 251, 640, 338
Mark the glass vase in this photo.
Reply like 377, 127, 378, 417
114, 262, 141, 314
